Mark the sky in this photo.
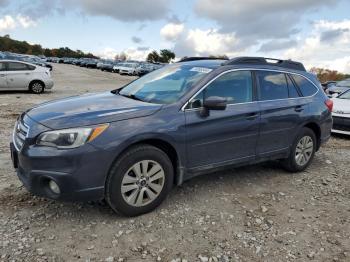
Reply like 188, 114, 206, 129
0, 0, 350, 73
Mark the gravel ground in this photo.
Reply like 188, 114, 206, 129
0, 64, 349, 262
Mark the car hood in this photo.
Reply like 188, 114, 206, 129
332, 98, 350, 114
26, 92, 162, 129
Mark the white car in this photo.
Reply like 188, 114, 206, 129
0, 60, 54, 94
331, 89, 350, 135
118, 62, 139, 75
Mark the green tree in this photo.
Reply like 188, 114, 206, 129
159, 49, 175, 63
147, 50, 161, 63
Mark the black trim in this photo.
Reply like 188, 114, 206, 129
224, 57, 306, 72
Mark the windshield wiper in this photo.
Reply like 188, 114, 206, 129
119, 93, 145, 102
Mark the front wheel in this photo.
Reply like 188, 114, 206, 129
282, 127, 316, 172
105, 145, 173, 216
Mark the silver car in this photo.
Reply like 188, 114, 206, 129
0, 60, 54, 94
331, 89, 350, 135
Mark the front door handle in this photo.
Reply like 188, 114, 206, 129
295, 106, 304, 112
246, 112, 259, 120
0, 74, 5, 77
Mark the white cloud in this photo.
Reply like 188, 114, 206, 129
0, 15, 16, 32
283, 19, 350, 73
173, 28, 241, 57
16, 15, 37, 28
0, 14, 37, 32
94, 47, 151, 61
160, 23, 185, 41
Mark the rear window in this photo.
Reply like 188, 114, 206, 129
286, 74, 300, 98
292, 75, 318, 96
257, 71, 289, 101
0, 62, 5, 71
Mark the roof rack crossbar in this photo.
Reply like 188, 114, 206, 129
178, 57, 229, 63
224, 57, 306, 72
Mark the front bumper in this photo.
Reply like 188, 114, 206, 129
332, 115, 350, 136
10, 140, 111, 202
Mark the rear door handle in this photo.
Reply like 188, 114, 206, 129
295, 106, 304, 112
246, 112, 259, 120
25, 73, 30, 75
0, 74, 5, 77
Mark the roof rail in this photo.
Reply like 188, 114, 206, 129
223, 57, 306, 72
178, 56, 229, 63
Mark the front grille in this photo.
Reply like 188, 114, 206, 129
13, 119, 29, 151
333, 124, 350, 132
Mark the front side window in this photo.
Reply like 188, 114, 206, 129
292, 75, 318, 96
7, 62, 29, 71
188, 70, 253, 109
257, 71, 288, 101
119, 64, 214, 104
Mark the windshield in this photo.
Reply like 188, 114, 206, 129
336, 80, 350, 87
119, 64, 212, 104
338, 90, 350, 99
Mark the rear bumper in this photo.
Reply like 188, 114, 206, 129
44, 79, 54, 89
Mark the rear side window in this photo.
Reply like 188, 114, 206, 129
0, 62, 5, 71
27, 64, 36, 70
292, 75, 318, 96
257, 71, 288, 101
8, 62, 29, 71
286, 74, 300, 98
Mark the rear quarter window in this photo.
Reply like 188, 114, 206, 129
292, 75, 318, 97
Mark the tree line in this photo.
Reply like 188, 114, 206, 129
310, 67, 350, 83
0, 34, 97, 58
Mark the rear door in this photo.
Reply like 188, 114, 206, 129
6, 62, 34, 90
0, 62, 8, 89
184, 70, 260, 169
256, 70, 306, 156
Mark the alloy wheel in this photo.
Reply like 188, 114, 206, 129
121, 160, 165, 207
295, 136, 314, 166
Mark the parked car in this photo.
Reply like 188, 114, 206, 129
136, 63, 160, 76
327, 79, 350, 95
0, 60, 53, 93
321, 81, 337, 92
331, 89, 350, 135
10, 57, 332, 216
100, 61, 116, 72
118, 62, 140, 75
86, 59, 99, 68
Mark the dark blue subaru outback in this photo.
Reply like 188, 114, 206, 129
10, 57, 333, 216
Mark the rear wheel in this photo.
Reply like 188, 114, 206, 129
105, 145, 173, 216
29, 81, 44, 94
282, 127, 316, 172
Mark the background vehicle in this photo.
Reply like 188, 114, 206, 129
331, 89, 350, 135
327, 78, 350, 95
118, 62, 140, 75
0, 60, 53, 93
321, 81, 337, 92
10, 57, 332, 216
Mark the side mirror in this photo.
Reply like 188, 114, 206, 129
199, 96, 227, 117
203, 96, 227, 110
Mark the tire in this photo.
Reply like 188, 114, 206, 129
105, 144, 174, 216
29, 81, 44, 94
282, 127, 316, 172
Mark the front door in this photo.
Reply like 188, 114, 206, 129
184, 70, 260, 169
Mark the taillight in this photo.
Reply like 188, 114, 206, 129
325, 99, 333, 112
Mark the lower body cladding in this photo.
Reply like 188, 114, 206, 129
332, 115, 350, 135
10, 142, 114, 201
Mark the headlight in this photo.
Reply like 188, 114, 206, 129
36, 124, 109, 149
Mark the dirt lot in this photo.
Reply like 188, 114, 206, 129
0, 64, 349, 262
